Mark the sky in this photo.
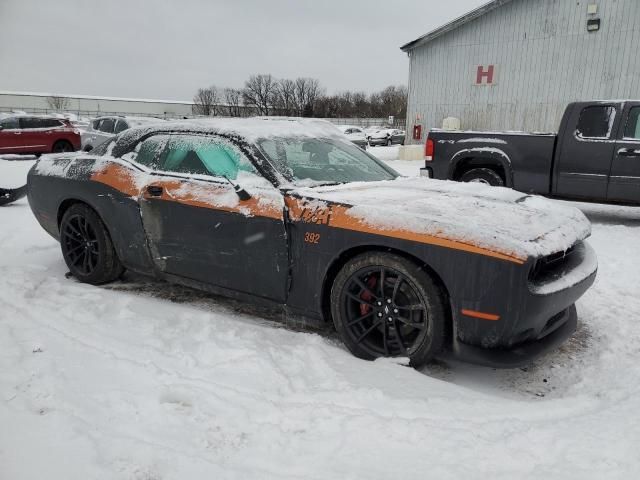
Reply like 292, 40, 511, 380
0, 0, 487, 101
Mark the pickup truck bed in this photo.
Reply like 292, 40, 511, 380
422, 101, 640, 205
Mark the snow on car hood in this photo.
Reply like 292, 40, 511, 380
293, 177, 591, 261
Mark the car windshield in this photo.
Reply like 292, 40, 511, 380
257, 137, 398, 185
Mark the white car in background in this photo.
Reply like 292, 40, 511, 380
335, 125, 368, 149
81, 116, 164, 151
367, 127, 406, 147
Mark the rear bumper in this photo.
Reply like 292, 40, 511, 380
452, 305, 578, 368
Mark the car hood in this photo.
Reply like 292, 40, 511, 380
291, 177, 591, 261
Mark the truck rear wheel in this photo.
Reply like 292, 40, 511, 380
460, 168, 504, 187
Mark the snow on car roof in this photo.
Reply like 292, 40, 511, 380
119, 117, 346, 144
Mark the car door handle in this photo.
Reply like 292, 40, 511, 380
618, 148, 640, 157
146, 185, 163, 197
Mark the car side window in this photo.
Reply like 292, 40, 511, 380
19, 117, 42, 129
624, 107, 640, 140
159, 135, 258, 180
100, 118, 116, 134
0, 117, 19, 129
39, 118, 63, 128
576, 106, 616, 139
114, 120, 128, 134
92, 119, 103, 131
122, 135, 170, 168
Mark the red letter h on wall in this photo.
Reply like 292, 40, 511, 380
476, 65, 495, 85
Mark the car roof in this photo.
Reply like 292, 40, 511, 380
111, 117, 346, 157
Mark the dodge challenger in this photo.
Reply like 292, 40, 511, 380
27, 118, 598, 368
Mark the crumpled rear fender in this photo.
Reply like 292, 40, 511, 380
0, 185, 27, 206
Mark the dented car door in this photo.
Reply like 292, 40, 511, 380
135, 133, 289, 302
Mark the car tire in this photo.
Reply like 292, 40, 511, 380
330, 252, 446, 368
52, 140, 74, 153
60, 203, 124, 285
459, 168, 505, 187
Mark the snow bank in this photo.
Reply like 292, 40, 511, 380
1, 157, 639, 479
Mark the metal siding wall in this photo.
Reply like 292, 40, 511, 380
405, 0, 640, 143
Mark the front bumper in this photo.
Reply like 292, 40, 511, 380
449, 241, 597, 368
452, 305, 578, 368
368, 137, 388, 146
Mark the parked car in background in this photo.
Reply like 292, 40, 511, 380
0, 115, 80, 154
82, 116, 164, 151
27, 117, 596, 368
367, 128, 406, 146
422, 100, 640, 205
335, 125, 368, 149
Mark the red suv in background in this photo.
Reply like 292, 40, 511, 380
0, 115, 81, 155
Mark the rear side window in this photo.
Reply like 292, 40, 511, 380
40, 118, 63, 128
99, 118, 115, 134
624, 107, 640, 140
0, 117, 19, 129
122, 135, 170, 168
159, 135, 257, 179
114, 119, 129, 134
576, 106, 616, 139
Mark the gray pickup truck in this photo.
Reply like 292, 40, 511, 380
421, 100, 640, 205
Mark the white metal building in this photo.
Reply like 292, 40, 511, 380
0, 91, 195, 118
401, 0, 640, 144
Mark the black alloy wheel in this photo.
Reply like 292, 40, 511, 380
60, 203, 124, 285
331, 253, 446, 367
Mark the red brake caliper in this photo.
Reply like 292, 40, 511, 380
359, 275, 378, 316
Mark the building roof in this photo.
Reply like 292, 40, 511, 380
400, 0, 514, 52
0, 90, 194, 105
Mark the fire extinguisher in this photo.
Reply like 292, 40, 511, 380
412, 124, 422, 141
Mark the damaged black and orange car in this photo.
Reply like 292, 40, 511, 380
26, 118, 597, 368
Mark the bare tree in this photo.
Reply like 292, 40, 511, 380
273, 78, 297, 116
377, 85, 408, 118
243, 74, 276, 116
294, 78, 322, 116
47, 96, 70, 111
223, 88, 243, 117
192, 87, 218, 116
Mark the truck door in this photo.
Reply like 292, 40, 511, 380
555, 104, 619, 200
608, 103, 640, 203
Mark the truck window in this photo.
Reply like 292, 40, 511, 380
576, 106, 616, 139
624, 107, 640, 140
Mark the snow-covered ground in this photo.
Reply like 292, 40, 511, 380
1, 153, 639, 479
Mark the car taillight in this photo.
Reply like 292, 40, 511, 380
425, 138, 435, 161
